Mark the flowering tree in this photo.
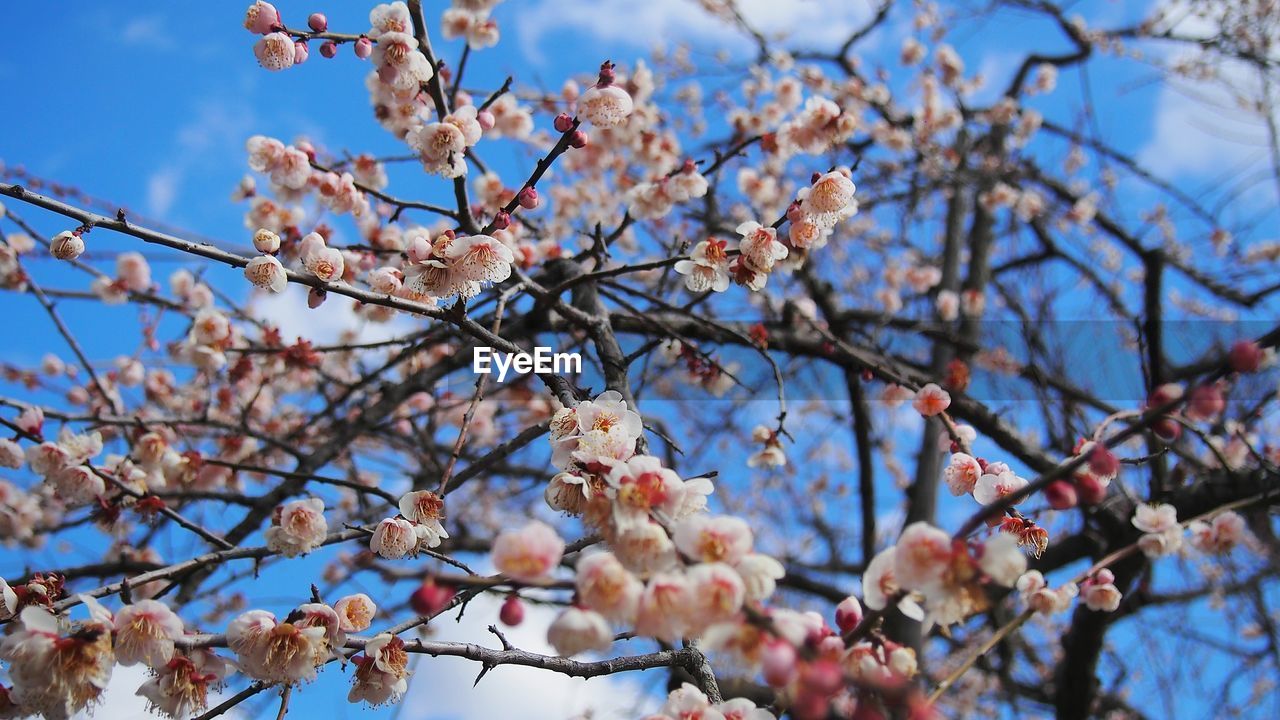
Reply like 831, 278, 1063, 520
1, 1, 1278, 718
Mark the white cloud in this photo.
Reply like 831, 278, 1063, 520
515, 0, 873, 64
146, 166, 181, 216
1138, 71, 1274, 184
144, 100, 255, 221
1134, 4, 1277, 199
119, 16, 177, 51
403, 595, 662, 720
251, 284, 417, 346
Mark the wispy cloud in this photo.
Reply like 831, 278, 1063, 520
144, 99, 256, 220
119, 15, 178, 52
515, 0, 874, 64
403, 594, 662, 720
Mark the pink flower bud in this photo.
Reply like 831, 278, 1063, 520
293, 41, 309, 64
596, 60, 616, 86
499, 595, 524, 627
1094, 568, 1115, 585
477, 110, 495, 131
1074, 474, 1107, 505
320, 40, 338, 58
307, 287, 327, 308
760, 639, 797, 687
569, 130, 588, 148
1147, 383, 1183, 408
834, 596, 863, 634
354, 36, 373, 59
517, 187, 539, 210
1152, 416, 1181, 442
799, 659, 843, 695
1045, 480, 1078, 510
1187, 383, 1224, 421
554, 113, 574, 132
409, 580, 455, 617
307, 12, 328, 32
491, 210, 511, 230
1088, 445, 1119, 477
1229, 340, 1263, 373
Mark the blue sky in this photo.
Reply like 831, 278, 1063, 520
2, 1, 1278, 718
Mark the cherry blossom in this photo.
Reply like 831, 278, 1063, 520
113, 600, 185, 668
492, 520, 565, 582
547, 606, 612, 657
264, 498, 329, 557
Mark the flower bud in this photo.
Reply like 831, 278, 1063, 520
477, 110, 495, 131
320, 40, 338, 58
517, 187, 539, 210
1087, 444, 1118, 478
50, 231, 85, 261
307, 287, 327, 308
409, 579, 455, 617
252, 228, 281, 253
354, 37, 373, 59
1152, 416, 1181, 442
1074, 474, 1107, 505
499, 595, 524, 627
1187, 383, 1224, 421
307, 12, 328, 32
1044, 480, 1078, 510
293, 40, 309, 64
491, 210, 511, 230
554, 113, 574, 132
569, 130, 588, 148
1229, 340, 1263, 373
834, 596, 863, 634
760, 639, 797, 687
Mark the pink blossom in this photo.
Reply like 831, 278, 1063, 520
1131, 503, 1178, 534
735, 553, 785, 601
577, 84, 634, 128
1082, 580, 1122, 612
912, 383, 951, 417
243, 1, 280, 34
893, 522, 954, 590
576, 552, 643, 623
334, 593, 378, 632
445, 234, 514, 284
492, 520, 565, 582
1188, 511, 1247, 553
634, 572, 693, 642
673, 514, 754, 565
113, 599, 184, 667
245, 254, 288, 292
137, 648, 234, 718
862, 547, 924, 620
264, 498, 328, 557
254, 32, 296, 71
370, 516, 417, 559
973, 469, 1029, 506
978, 533, 1027, 586
686, 562, 746, 632
943, 452, 982, 496
547, 606, 612, 657
735, 221, 788, 272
